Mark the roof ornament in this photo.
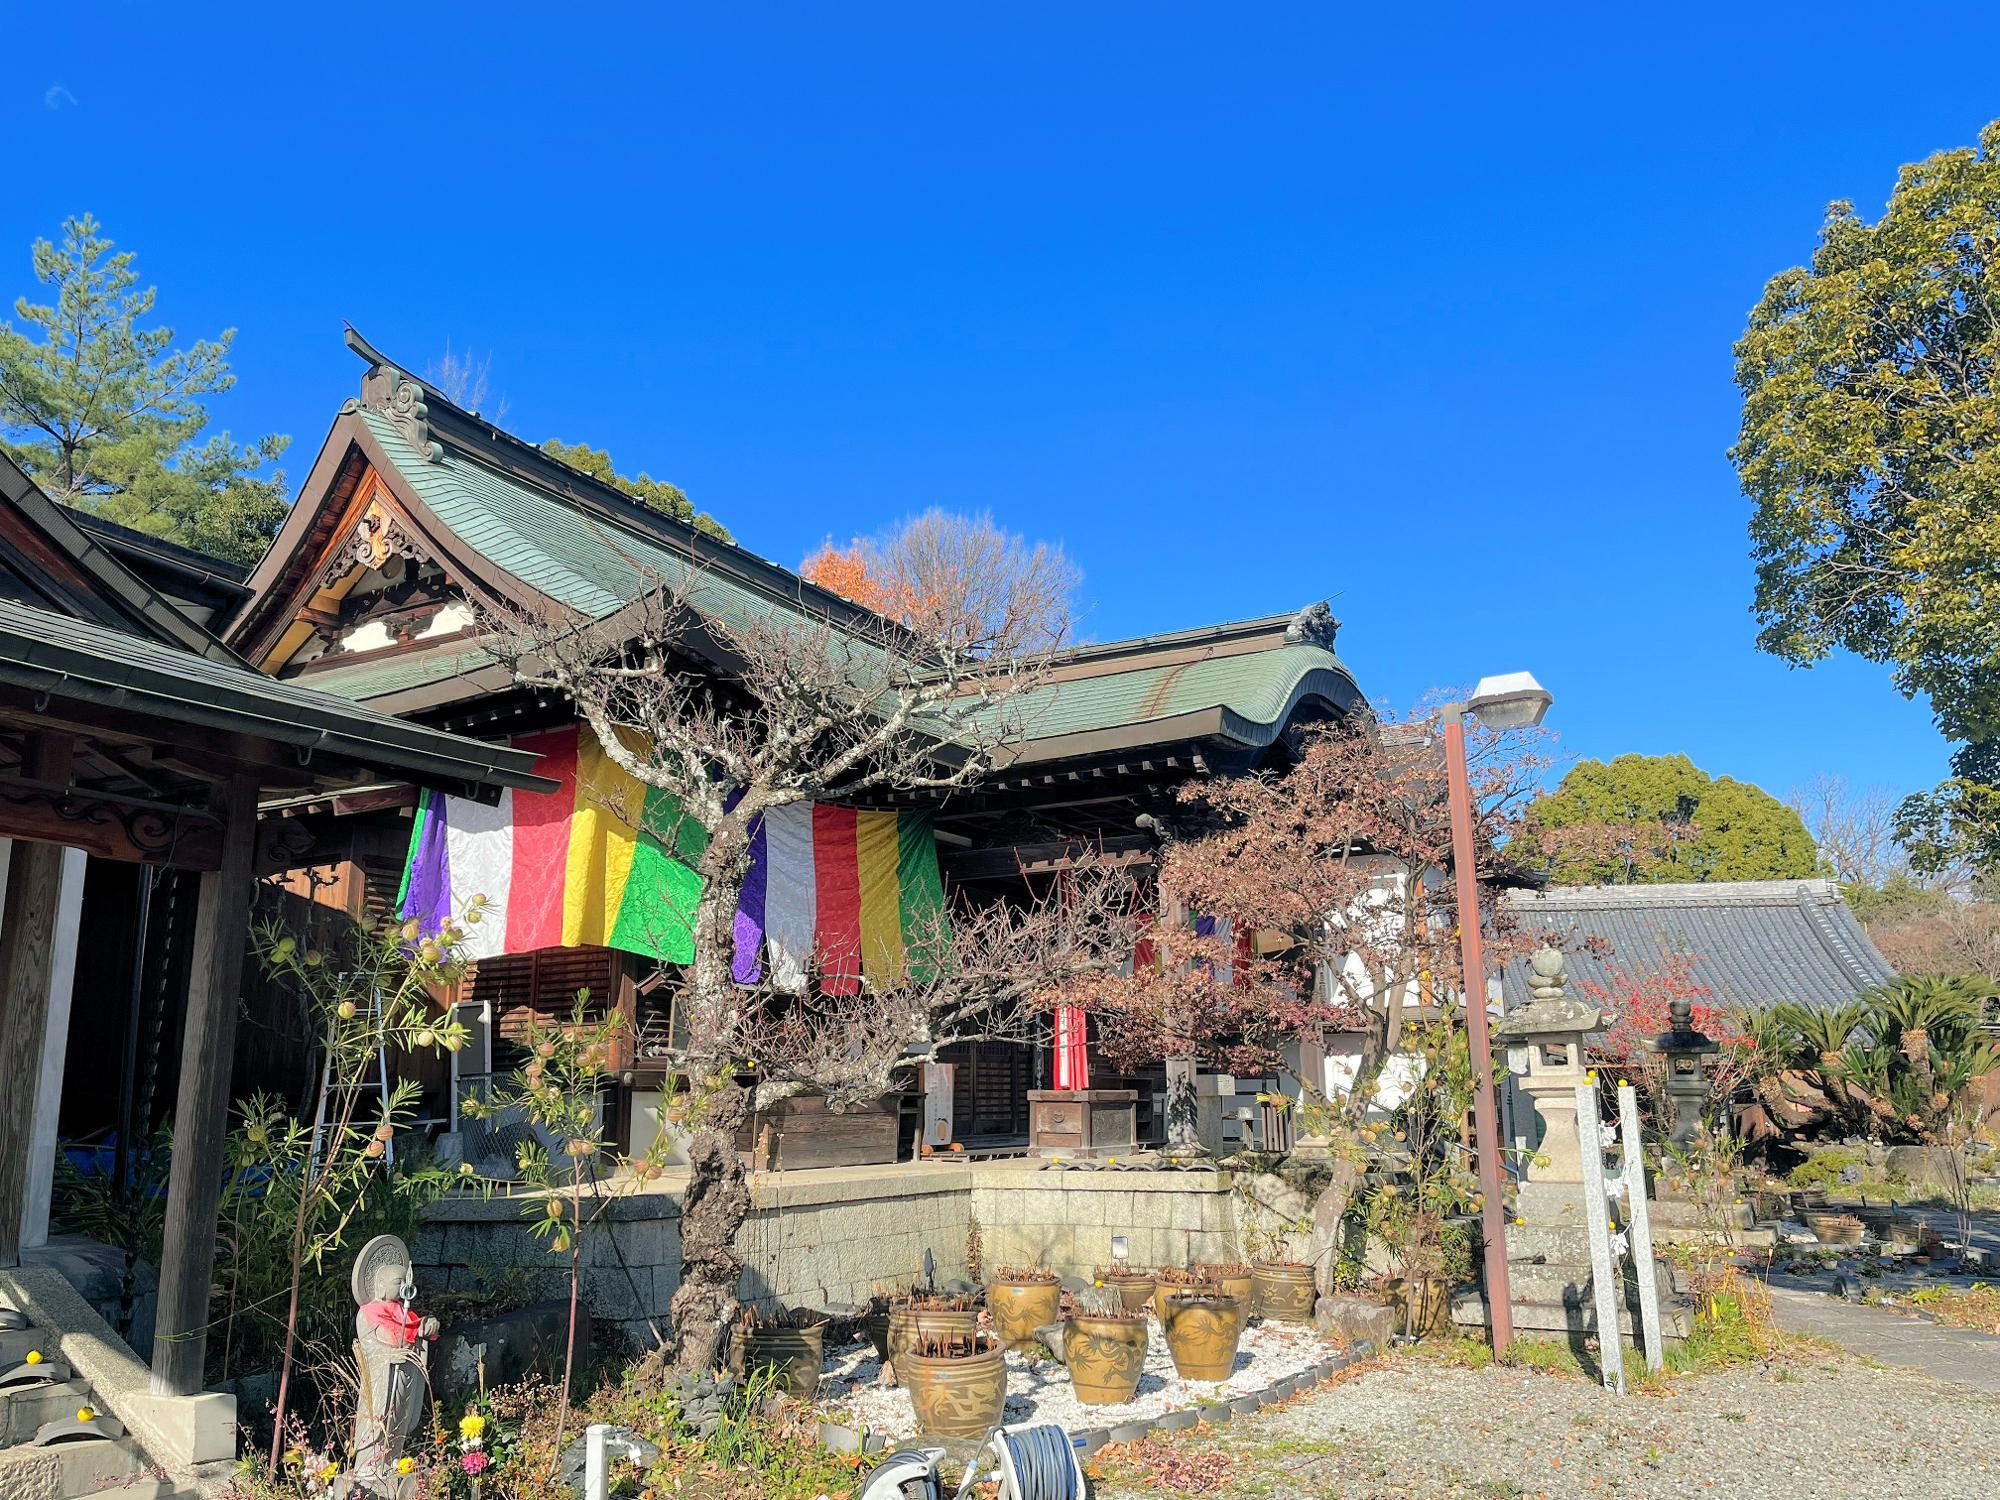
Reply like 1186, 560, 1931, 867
342, 368, 445, 464
1284, 600, 1340, 648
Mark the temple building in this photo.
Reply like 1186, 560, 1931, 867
222, 331, 1368, 1162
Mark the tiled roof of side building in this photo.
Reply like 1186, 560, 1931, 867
0, 597, 548, 793
1500, 879, 1897, 1015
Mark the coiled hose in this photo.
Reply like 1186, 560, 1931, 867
997, 1423, 1084, 1500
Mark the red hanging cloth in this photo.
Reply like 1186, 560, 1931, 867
1053, 1003, 1089, 1090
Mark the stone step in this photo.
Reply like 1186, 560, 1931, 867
0, 1433, 148, 1499
0, 1328, 56, 1365
1, 1379, 93, 1444
1448, 1285, 1695, 1342
1502, 1271, 1689, 1315
1652, 1222, 1777, 1250
1645, 1198, 1755, 1231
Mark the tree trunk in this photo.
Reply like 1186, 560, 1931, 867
1304, 1154, 1366, 1297
668, 1081, 752, 1373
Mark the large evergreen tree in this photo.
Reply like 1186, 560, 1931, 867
0, 215, 289, 567
1525, 753, 1818, 885
1732, 121, 2000, 872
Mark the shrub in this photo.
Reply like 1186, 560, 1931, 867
1787, 1147, 1866, 1192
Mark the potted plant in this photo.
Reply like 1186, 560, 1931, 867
731, 1308, 828, 1400
1094, 1264, 1156, 1315
1199, 1260, 1254, 1309
1251, 1259, 1316, 1323
987, 1265, 1061, 1352
1806, 1210, 1866, 1247
1152, 1264, 1216, 1322
862, 1287, 898, 1365
1161, 1290, 1244, 1382
1062, 1286, 1149, 1406
899, 1330, 1008, 1438
886, 1291, 982, 1382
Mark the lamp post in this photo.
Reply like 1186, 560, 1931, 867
1440, 671, 1552, 1356
1650, 993, 1719, 1149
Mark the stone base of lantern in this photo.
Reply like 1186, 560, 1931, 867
1449, 1209, 1694, 1345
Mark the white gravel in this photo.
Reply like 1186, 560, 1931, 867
816, 1320, 1343, 1441
1095, 1352, 2000, 1499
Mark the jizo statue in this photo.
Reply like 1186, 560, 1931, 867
343, 1234, 438, 1497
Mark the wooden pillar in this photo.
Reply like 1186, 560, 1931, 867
151, 775, 260, 1396
0, 734, 75, 1268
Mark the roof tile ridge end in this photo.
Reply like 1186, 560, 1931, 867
1793, 881, 1890, 989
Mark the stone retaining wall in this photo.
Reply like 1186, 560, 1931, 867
412, 1161, 1252, 1348
969, 1163, 1241, 1270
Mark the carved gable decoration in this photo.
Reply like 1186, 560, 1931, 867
318, 496, 425, 591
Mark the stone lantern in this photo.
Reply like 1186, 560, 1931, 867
1452, 944, 1620, 1345
1495, 946, 1601, 1191
1647, 992, 1718, 1148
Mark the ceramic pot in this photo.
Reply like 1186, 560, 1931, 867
733, 1323, 825, 1401
1153, 1276, 1216, 1323
863, 1307, 894, 1364
1063, 1314, 1149, 1406
1102, 1271, 1156, 1315
900, 1334, 1007, 1439
987, 1278, 1061, 1352
1805, 1211, 1866, 1247
888, 1303, 980, 1370
1162, 1293, 1244, 1382
1204, 1269, 1254, 1308
1401, 1278, 1447, 1337
1252, 1261, 1316, 1324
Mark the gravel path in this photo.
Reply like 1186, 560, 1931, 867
1094, 1350, 2000, 1498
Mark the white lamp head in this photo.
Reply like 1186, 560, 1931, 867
1468, 671, 1552, 730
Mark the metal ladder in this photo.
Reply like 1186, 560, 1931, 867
310, 982, 393, 1170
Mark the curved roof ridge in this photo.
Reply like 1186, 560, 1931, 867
1794, 881, 1898, 991
1510, 877, 1842, 908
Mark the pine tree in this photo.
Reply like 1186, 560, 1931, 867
0, 214, 289, 567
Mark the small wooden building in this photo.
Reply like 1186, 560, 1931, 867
0, 451, 547, 1420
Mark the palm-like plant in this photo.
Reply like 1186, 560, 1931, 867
1775, 1001, 1869, 1071
1863, 976, 1990, 1097
1733, 1005, 1794, 1081
1931, 1031, 2000, 1107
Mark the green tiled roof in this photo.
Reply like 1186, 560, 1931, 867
1003, 643, 1357, 750
361, 409, 851, 642
292, 640, 500, 702
359, 410, 1356, 755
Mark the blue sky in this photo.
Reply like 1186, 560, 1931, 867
9, 5, 1999, 806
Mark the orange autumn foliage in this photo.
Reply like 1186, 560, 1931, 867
801, 539, 894, 614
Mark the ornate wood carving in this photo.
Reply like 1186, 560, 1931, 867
0, 777, 225, 869
316, 497, 426, 591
